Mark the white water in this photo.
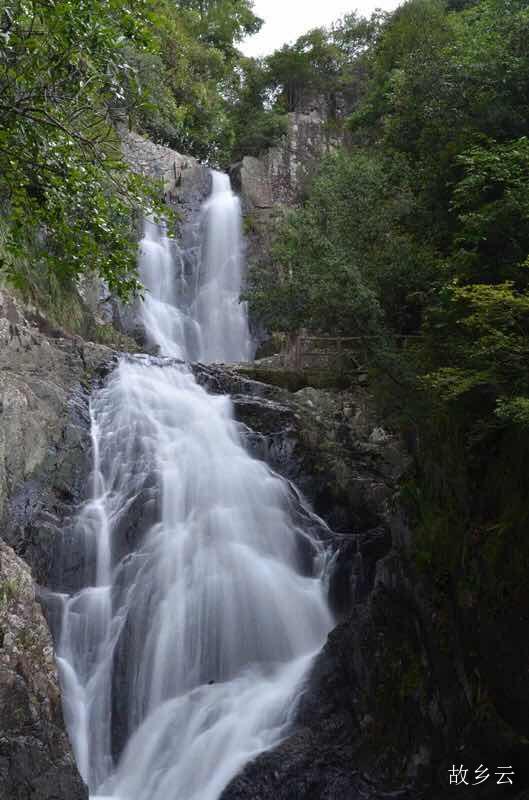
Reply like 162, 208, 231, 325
193, 172, 253, 363
55, 171, 332, 800
138, 171, 253, 363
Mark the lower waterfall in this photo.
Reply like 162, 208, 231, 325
53, 171, 333, 800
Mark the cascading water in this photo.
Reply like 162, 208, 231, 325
138, 171, 253, 363
193, 171, 253, 363
53, 171, 333, 800
137, 219, 201, 360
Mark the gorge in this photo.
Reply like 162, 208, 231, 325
3, 132, 527, 800
3, 1, 529, 797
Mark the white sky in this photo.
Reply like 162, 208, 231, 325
241, 0, 401, 57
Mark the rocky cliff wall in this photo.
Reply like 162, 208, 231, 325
121, 130, 211, 223
229, 99, 344, 350
0, 541, 86, 800
232, 94, 343, 213
0, 290, 121, 798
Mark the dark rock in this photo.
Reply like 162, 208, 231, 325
0, 306, 115, 586
0, 289, 114, 798
194, 365, 405, 535
0, 542, 87, 800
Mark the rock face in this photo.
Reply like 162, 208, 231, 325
0, 288, 116, 799
198, 366, 529, 800
195, 364, 403, 539
0, 541, 87, 800
232, 96, 342, 213
0, 290, 115, 584
122, 130, 202, 204
121, 130, 211, 223
230, 97, 344, 349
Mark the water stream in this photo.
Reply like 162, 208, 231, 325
54, 171, 333, 800
139, 171, 253, 363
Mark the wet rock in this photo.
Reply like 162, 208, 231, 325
191, 363, 422, 799
0, 290, 115, 584
0, 541, 87, 799
0, 288, 115, 798
196, 364, 405, 535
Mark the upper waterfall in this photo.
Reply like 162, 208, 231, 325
139, 170, 253, 362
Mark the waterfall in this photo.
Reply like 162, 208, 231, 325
138, 171, 253, 363
137, 219, 201, 360
193, 172, 253, 363
53, 171, 333, 800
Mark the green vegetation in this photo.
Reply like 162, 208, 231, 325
119, 0, 263, 161
0, 0, 162, 300
0, 0, 271, 304
247, 0, 529, 713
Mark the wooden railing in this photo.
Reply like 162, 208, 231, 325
282, 333, 366, 371
280, 332, 421, 371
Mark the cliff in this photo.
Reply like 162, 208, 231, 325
230, 96, 344, 349
0, 289, 117, 798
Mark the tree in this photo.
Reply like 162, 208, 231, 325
225, 57, 287, 161
119, 0, 264, 161
247, 149, 437, 343
265, 15, 383, 115
0, 0, 161, 298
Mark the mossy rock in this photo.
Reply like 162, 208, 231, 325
92, 323, 140, 353
236, 365, 352, 392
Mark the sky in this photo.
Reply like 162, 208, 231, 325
241, 0, 402, 57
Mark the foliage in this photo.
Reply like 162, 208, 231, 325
265, 13, 385, 115
249, 0, 529, 665
0, 0, 266, 299
0, 0, 166, 299
226, 57, 288, 161
121, 7, 388, 164
118, 0, 264, 162
248, 146, 438, 354
451, 138, 529, 282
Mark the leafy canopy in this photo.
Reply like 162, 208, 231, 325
0, 0, 165, 299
